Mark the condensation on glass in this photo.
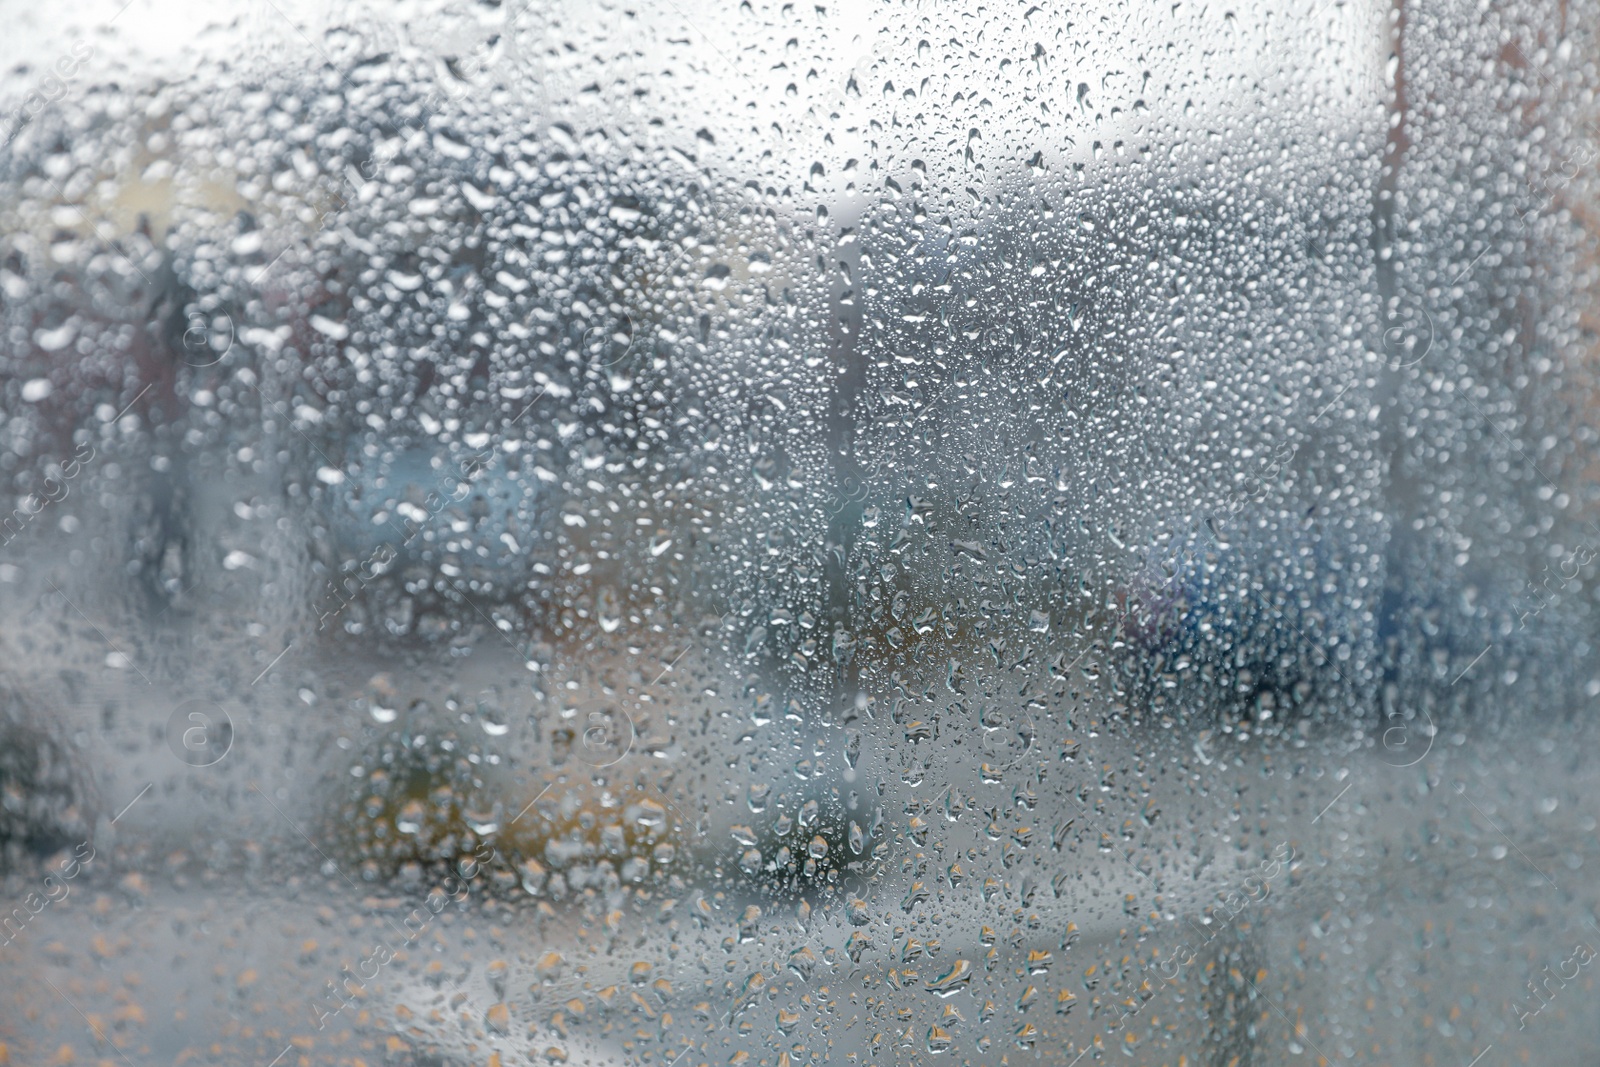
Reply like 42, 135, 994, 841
0, 0, 1598, 1065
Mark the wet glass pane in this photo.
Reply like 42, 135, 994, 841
1, 0, 1597, 1064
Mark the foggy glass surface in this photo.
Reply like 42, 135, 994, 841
2, 1, 1599, 1065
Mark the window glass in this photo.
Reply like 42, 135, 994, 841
0, 1, 1596, 1065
